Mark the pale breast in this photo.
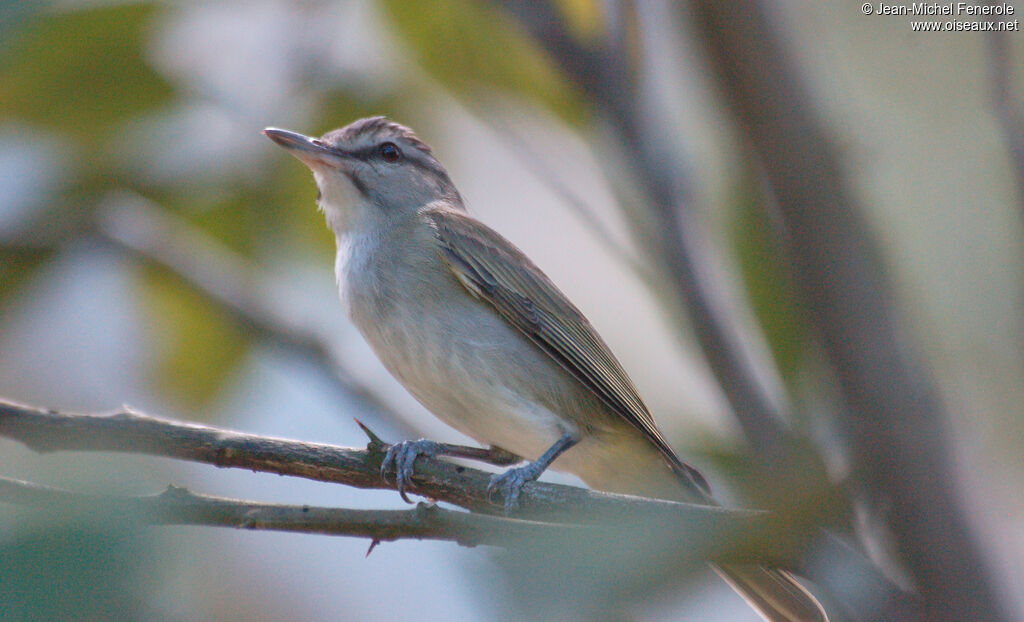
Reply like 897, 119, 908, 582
335, 229, 576, 460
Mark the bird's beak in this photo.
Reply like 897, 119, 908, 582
263, 127, 348, 169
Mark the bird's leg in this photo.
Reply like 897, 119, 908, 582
487, 433, 578, 513
381, 440, 523, 503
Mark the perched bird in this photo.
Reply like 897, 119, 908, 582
263, 116, 828, 622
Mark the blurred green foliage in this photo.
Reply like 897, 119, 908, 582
0, 526, 157, 621
0, 248, 55, 309
0, 3, 175, 319
140, 266, 249, 407
731, 178, 807, 384
0, 2, 254, 408
380, 0, 585, 124
0, 3, 171, 143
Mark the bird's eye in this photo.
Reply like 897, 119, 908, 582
379, 142, 401, 163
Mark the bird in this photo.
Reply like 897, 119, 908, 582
263, 116, 828, 622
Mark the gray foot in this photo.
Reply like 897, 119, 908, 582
381, 439, 443, 503
487, 461, 545, 513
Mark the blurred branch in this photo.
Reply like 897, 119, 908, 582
482, 113, 657, 285
987, 32, 1024, 216
496, 0, 795, 459
687, 2, 1008, 620
0, 477, 585, 548
93, 192, 416, 438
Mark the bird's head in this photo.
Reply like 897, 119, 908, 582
264, 116, 460, 235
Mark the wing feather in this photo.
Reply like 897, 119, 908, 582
424, 207, 710, 497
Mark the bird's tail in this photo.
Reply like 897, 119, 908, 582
713, 563, 829, 622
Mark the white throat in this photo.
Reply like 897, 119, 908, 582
314, 169, 369, 236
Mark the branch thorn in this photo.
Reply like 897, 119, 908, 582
366, 538, 381, 557
354, 418, 386, 452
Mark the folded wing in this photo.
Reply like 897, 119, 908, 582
424, 206, 710, 499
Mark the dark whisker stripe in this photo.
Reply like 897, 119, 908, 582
348, 173, 369, 197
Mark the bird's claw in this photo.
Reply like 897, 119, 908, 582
487, 462, 543, 514
381, 439, 442, 503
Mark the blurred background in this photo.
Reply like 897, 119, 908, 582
0, 1, 1021, 620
